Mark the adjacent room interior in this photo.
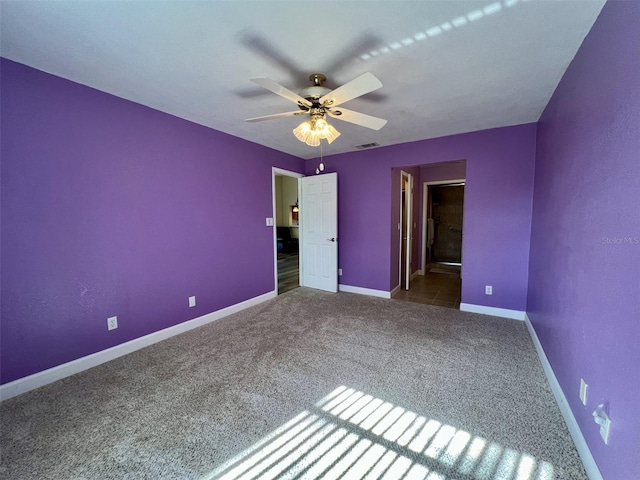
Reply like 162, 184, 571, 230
1, 2, 638, 480
275, 173, 300, 295
392, 160, 466, 309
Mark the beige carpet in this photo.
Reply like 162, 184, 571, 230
0, 288, 587, 479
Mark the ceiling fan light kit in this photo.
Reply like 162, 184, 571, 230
247, 72, 387, 147
293, 114, 341, 146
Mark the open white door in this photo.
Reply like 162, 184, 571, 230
300, 173, 338, 292
404, 173, 413, 290
399, 171, 413, 290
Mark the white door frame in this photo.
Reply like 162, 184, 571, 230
272, 167, 304, 293
421, 178, 466, 275
399, 171, 413, 290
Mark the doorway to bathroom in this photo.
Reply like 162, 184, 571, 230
392, 160, 466, 310
428, 183, 464, 265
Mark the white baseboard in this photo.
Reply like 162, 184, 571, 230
459, 303, 526, 320
339, 284, 391, 299
0, 290, 277, 402
524, 314, 603, 480
390, 284, 401, 297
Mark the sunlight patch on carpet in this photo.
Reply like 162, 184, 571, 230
202, 385, 555, 480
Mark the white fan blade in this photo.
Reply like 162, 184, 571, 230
327, 107, 387, 130
246, 111, 306, 122
319, 72, 383, 107
250, 77, 312, 107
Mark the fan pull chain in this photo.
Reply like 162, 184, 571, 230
316, 141, 325, 174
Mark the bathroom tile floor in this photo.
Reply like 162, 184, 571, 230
392, 265, 461, 309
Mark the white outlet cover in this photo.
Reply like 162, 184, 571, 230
266, 217, 274, 226
600, 414, 611, 444
593, 404, 611, 445
485, 285, 492, 295
338, 268, 343, 276
580, 378, 588, 405
189, 296, 196, 307
107, 316, 118, 331
596, 409, 611, 445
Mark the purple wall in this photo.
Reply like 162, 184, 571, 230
420, 161, 466, 183
528, 2, 640, 479
307, 124, 536, 311
0, 59, 304, 384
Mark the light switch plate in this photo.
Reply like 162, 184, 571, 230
189, 296, 196, 307
107, 316, 118, 331
266, 217, 274, 226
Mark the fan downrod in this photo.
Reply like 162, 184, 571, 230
309, 73, 327, 86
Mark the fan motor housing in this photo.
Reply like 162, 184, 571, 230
299, 85, 331, 101
299, 73, 331, 102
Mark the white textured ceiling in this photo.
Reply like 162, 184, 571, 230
1, 1, 605, 159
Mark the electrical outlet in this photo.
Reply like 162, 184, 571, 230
107, 316, 118, 331
593, 404, 611, 445
338, 268, 343, 276
580, 378, 588, 405
600, 415, 611, 445
189, 296, 196, 307
485, 285, 492, 295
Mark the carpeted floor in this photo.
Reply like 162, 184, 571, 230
0, 288, 587, 479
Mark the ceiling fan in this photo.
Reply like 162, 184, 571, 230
246, 72, 387, 146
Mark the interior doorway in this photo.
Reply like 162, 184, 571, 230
429, 183, 464, 265
392, 161, 466, 310
395, 178, 464, 309
273, 168, 303, 294
399, 171, 413, 291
